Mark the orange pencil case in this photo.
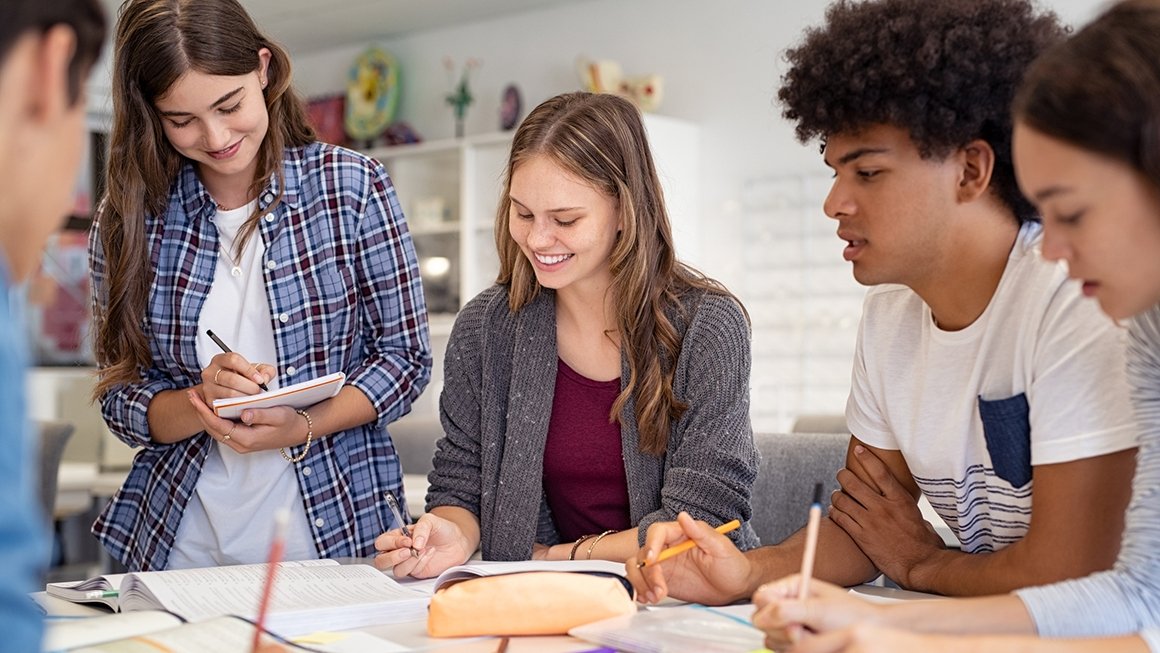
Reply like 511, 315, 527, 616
426, 571, 636, 637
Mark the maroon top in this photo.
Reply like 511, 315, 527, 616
542, 358, 632, 542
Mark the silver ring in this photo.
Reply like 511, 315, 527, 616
214, 368, 224, 385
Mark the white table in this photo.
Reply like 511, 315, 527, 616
36, 592, 606, 652
36, 580, 938, 653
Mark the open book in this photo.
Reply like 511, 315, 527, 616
45, 611, 312, 653
212, 371, 345, 418
46, 559, 427, 638
431, 558, 628, 591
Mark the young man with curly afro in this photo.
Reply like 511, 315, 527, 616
625, 0, 1140, 603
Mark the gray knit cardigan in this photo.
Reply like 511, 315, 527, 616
425, 284, 760, 561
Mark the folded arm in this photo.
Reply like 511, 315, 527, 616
838, 439, 1134, 595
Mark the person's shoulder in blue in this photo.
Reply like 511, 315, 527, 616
0, 1, 106, 650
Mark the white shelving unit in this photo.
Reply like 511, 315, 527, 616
366, 131, 514, 320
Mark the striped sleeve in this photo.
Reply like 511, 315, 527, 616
1016, 305, 1160, 645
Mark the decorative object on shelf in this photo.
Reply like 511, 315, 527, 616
576, 56, 664, 112
306, 94, 347, 146
499, 83, 522, 131
384, 121, 422, 146
345, 46, 399, 147
412, 197, 450, 230
444, 56, 480, 138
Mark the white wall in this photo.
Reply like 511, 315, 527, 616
85, 0, 1110, 431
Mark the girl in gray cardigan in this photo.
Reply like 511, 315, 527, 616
749, 2, 1160, 651
375, 92, 760, 578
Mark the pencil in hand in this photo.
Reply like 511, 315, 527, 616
251, 508, 288, 653
636, 518, 741, 569
797, 482, 825, 600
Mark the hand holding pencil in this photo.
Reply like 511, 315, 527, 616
626, 511, 755, 605
636, 519, 741, 569
749, 482, 887, 650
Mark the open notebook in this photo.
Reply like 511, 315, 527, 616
430, 558, 627, 591
44, 612, 313, 653
46, 559, 427, 637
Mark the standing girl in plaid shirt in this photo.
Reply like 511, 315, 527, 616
88, 0, 432, 571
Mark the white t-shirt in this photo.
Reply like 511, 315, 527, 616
846, 221, 1137, 553
167, 201, 316, 569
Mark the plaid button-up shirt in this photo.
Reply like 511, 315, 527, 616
90, 142, 432, 571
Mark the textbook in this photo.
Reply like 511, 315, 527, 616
431, 558, 628, 591
45, 559, 428, 638
212, 371, 345, 418
44, 611, 312, 653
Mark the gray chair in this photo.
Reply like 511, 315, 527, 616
389, 416, 442, 477
750, 431, 849, 546
791, 414, 849, 434
37, 420, 74, 523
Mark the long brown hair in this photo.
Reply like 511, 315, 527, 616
495, 92, 746, 456
93, 0, 314, 398
1014, 0, 1160, 193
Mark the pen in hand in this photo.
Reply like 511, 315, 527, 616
206, 329, 270, 391
385, 491, 420, 557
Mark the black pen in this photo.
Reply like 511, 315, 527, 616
205, 329, 270, 391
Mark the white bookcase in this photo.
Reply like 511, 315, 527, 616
365, 132, 513, 320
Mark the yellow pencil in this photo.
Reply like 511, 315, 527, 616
637, 519, 741, 569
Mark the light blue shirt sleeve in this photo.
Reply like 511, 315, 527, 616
1016, 305, 1160, 648
0, 265, 47, 652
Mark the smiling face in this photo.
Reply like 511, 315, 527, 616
1014, 122, 1160, 320
821, 124, 961, 288
152, 49, 271, 202
507, 154, 621, 298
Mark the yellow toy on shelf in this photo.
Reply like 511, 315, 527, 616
576, 56, 663, 112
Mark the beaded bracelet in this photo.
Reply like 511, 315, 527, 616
585, 529, 617, 560
280, 408, 314, 463
569, 534, 596, 561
